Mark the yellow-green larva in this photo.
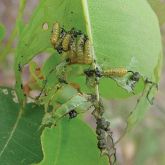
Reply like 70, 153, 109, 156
50, 22, 60, 48
83, 39, 93, 64
102, 68, 128, 77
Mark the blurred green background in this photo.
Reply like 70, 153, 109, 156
0, 0, 165, 164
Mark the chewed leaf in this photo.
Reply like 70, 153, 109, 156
37, 118, 109, 165
41, 94, 91, 126
42, 53, 62, 76
39, 84, 79, 112
15, 0, 85, 106
15, 0, 163, 105
43, 59, 68, 89
126, 84, 157, 132
51, 84, 78, 104
16, 0, 85, 65
82, 0, 162, 98
54, 94, 91, 120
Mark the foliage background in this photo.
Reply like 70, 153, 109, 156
0, 0, 165, 164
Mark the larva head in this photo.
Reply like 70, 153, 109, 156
130, 72, 141, 82
97, 139, 106, 149
68, 110, 77, 119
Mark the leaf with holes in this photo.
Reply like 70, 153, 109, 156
15, 0, 162, 102
36, 118, 109, 165
126, 53, 162, 131
82, 0, 162, 98
53, 94, 91, 120
15, 0, 86, 105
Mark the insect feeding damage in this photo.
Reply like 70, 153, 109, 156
50, 22, 93, 65
19, 21, 159, 165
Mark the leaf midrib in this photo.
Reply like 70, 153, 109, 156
0, 108, 22, 158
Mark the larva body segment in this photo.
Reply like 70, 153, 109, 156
84, 39, 93, 64
50, 22, 60, 48
68, 37, 77, 64
50, 23, 93, 65
55, 31, 67, 54
76, 34, 85, 63
62, 33, 72, 51
102, 68, 128, 77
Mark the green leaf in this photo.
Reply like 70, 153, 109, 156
42, 53, 62, 77
0, 24, 6, 41
50, 84, 78, 105
15, 0, 162, 105
15, 0, 85, 105
37, 118, 109, 165
126, 52, 162, 131
54, 94, 91, 120
83, 0, 162, 98
148, 0, 165, 26
0, 88, 44, 165
39, 84, 82, 114
15, 0, 85, 65
126, 86, 152, 132
42, 53, 66, 89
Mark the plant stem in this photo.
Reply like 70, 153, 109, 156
81, 1, 116, 164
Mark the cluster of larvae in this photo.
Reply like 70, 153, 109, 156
50, 22, 93, 65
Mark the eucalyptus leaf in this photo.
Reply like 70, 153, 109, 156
15, 0, 85, 105
39, 84, 79, 112
41, 93, 91, 127
15, 0, 162, 104
37, 118, 109, 165
0, 88, 44, 165
42, 53, 62, 77
53, 94, 91, 120
42, 54, 67, 89
126, 86, 155, 132
83, 0, 162, 98
126, 53, 162, 131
